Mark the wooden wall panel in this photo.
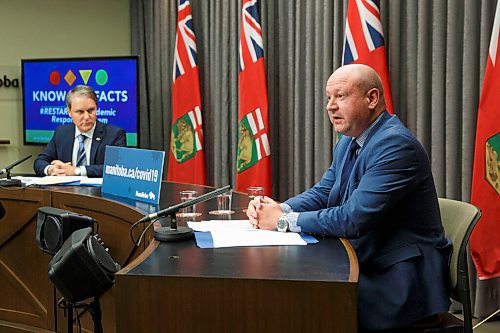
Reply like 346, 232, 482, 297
0, 188, 55, 332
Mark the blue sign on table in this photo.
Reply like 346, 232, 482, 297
101, 146, 165, 204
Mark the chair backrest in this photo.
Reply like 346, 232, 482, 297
438, 198, 481, 333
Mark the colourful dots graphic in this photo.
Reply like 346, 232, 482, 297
49, 67, 111, 86
95, 69, 108, 86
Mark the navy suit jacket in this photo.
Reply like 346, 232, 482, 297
285, 112, 451, 330
33, 121, 126, 177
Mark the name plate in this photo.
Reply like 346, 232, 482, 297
102, 146, 165, 204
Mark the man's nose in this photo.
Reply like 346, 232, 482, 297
327, 98, 337, 110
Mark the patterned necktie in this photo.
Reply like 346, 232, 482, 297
76, 134, 87, 167
339, 139, 360, 198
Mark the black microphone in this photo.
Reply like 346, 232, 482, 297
0, 155, 32, 187
140, 185, 231, 223
144, 185, 231, 242
0, 155, 32, 176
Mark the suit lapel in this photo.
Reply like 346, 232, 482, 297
328, 137, 351, 207
330, 111, 392, 206
90, 122, 104, 164
62, 125, 76, 162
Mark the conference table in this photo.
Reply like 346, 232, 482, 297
0, 182, 359, 333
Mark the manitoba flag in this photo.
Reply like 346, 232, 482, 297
237, 0, 272, 196
167, 0, 206, 185
470, 2, 500, 280
343, 0, 394, 114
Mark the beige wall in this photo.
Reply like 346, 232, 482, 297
0, 0, 131, 174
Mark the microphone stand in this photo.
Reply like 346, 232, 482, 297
153, 210, 192, 242
151, 185, 231, 242
0, 155, 32, 187
59, 296, 103, 333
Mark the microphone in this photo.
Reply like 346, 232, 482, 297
144, 185, 231, 242
0, 155, 32, 187
0, 155, 32, 176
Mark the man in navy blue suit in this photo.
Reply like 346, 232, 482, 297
247, 64, 452, 331
34, 85, 126, 178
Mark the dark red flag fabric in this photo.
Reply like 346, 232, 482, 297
167, 0, 206, 185
470, 3, 500, 280
236, 0, 272, 196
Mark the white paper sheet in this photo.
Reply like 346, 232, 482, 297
188, 220, 307, 248
13, 176, 99, 186
13, 176, 83, 185
79, 177, 103, 186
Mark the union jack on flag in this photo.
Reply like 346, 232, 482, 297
167, 0, 206, 185
237, 0, 272, 196
239, 0, 264, 72
342, 0, 394, 114
173, 0, 198, 81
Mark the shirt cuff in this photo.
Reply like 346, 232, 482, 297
279, 203, 292, 213
279, 203, 301, 233
43, 165, 50, 176
286, 212, 301, 233
80, 166, 88, 177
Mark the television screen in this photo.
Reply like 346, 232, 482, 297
22, 56, 139, 146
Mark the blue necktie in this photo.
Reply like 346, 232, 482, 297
339, 139, 359, 198
76, 134, 87, 167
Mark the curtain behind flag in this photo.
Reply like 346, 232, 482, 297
343, 0, 394, 114
236, 0, 272, 196
167, 0, 206, 185
470, 2, 500, 280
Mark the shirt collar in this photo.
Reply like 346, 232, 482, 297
354, 112, 385, 148
75, 123, 96, 140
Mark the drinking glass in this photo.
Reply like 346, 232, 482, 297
244, 186, 264, 212
209, 191, 234, 215
178, 190, 198, 217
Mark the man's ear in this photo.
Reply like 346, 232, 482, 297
366, 88, 380, 110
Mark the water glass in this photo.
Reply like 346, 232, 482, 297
212, 191, 233, 215
247, 186, 264, 201
179, 190, 197, 217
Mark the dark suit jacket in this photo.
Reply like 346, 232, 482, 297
33, 121, 126, 177
285, 111, 451, 330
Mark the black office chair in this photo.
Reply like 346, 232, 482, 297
395, 198, 481, 333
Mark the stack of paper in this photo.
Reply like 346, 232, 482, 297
188, 220, 308, 248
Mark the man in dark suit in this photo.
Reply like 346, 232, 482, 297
34, 85, 126, 178
247, 64, 451, 331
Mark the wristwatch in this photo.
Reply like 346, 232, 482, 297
277, 214, 289, 232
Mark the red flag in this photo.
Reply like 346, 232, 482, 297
470, 3, 500, 280
343, 0, 394, 114
167, 0, 206, 185
236, 0, 272, 196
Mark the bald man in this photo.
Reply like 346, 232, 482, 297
247, 64, 451, 331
